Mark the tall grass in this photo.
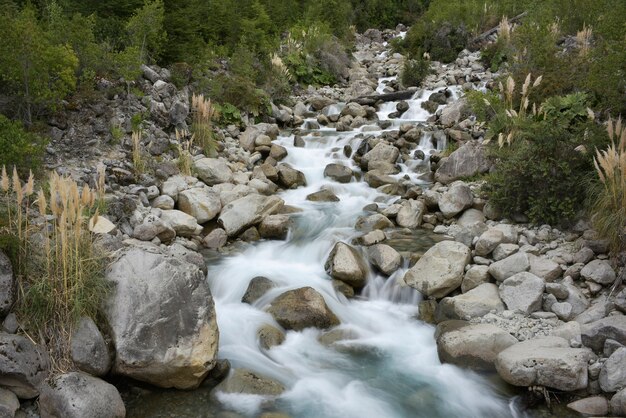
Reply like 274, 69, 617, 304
131, 130, 145, 176
0, 167, 108, 371
176, 129, 194, 177
591, 116, 626, 253
191, 93, 220, 156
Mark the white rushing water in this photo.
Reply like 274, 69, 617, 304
207, 97, 526, 417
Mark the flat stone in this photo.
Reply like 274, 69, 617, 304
499, 272, 545, 314
488, 252, 530, 282
436, 283, 505, 321
581, 316, 626, 352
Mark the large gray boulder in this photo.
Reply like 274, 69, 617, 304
599, 347, 626, 392
529, 255, 562, 282
218, 194, 284, 237
488, 252, 530, 282
580, 260, 616, 285
194, 158, 233, 186
104, 246, 219, 389
70, 317, 111, 377
178, 187, 222, 224
239, 123, 279, 152
324, 164, 353, 183
612, 389, 626, 416
0, 387, 19, 417
277, 164, 307, 189
39, 372, 125, 418
267, 287, 340, 331
362, 142, 399, 169
325, 243, 368, 287
434, 141, 490, 184
438, 182, 473, 218
0, 333, 49, 399
498, 272, 545, 314
404, 241, 471, 298
437, 283, 505, 321
367, 244, 402, 276
0, 251, 14, 317
495, 337, 593, 391
474, 229, 504, 257
396, 200, 426, 229
160, 209, 202, 237
439, 97, 470, 127
437, 322, 517, 370
581, 316, 626, 352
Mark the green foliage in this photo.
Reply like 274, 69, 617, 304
0, 115, 47, 175
350, 0, 427, 32
214, 103, 242, 127
126, 0, 167, 63
400, 54, 431, 87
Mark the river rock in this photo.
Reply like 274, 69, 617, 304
368, 244, 402, 276
161, 175, 189, 201
259, 214, 291, 240
404, 240, 471, 298
203, 228, 228, 249
461, 265, 490, 293
437, 323, 517, 370
396, 200, 426, 229
611, 389, 626, 416
0, 388, 18, 417
474, 229, 504, 256
324, 164, 353, 183
306, 189, 340, 202
0, 333, 49, 399
218, 194, 284, 237
355, 214, 394, 232
529, 256, 562, 282
580, 260, 616, 285
216, 369, 284, 396
362, 142, 399, 169
70, 317, 111, 377
498, 272, 545, 314
178, 187, 222, 224
439, 97, 470, 128
567, 396, 609, 417
242, 277, 275, 304
437, 283, 505, 321
267, 287, 339, 331
495, 337, 593, 391
599, 347, 626, 392
364, 170, 397, 188
354, 230, 386, 246
434, 141, 490, 184
194, 158, 233, 186
488, 252, 530, 282
277, 164, 306, 189
325, 243, 368, 287
257, 325, 285, 350
39, 372, 125, 418
0, 251, 14, 317
493, 243, 519, 261
581, 316, 626, 352
104, 246, 219, 389
152, 195, 175, 210
438, 182, 473, 218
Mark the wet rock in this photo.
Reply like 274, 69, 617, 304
194, 158, 233, 186
70, 317, 111, 377
218, 194, 284, 237
161, 209, 202, 237
367, 244, 402, 276
362, 142, 399, 169
242, 277, 275, 304
0, 251, 15, 317
599, 347, 626, 392
39, 372, 125, 418
488, 252, 530, 282
355, 214, 394, 232
178, 187, 222, 224
267, 287, 339, 331
354, 230, 386, 246
404, 240, 471, 298
306, 189, 340, 202
437, 323, 517, 370
499, 272, 545, 314
437, 283, 505, 321
567, 396, 608, 417
325, 243, 368, 287
580, 260, 616, 285
495, 337, 593, 391
259, 215, 291, 240
341, 102, 367, 118
324, 163, 353, 183
0, 333, 49, 399
277, 164, 307, 189
257, 325, 285, 350
364, 170, 397, 188
434, 141, 490, 184
438, 182, 473, 218
396, 200, 426, 229
581, 316, 626, 352
332, 280, 355, 298
104, 246, 219, 389
216, 369, 284, 396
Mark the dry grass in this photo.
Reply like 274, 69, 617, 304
176, 129, 194, 177
131, 130, 145, 176
576, 25, 593, 57
191, 93, 220, 156
1, 167, 108, 371
591, 116, 626, 252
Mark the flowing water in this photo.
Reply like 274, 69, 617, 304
125, 57, 532, 418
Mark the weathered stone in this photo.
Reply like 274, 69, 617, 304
259, 214, 291, 240
355, 214, 394, 232
488, 252, 530, 282
39, 372, 125, 418
152, 195, 175, 210
529, 256, 562, 282
218, 194, 284, 237
439, 182, 473, 218
257, 325, 285, 350
104, 246, 219, 389
203, 228, 228, 249
434, 141, 490, 184
362, 142, 399, 169
242, 277, 275, 305
437, 283, 505, 321
0, 333, 48, 399
492, 243, 519, 261
567, 396, 608, 417
194, 158, 233, 186
0, 387, 18, 417
611, 389, 626, 416
161, 209, 202, 237
324, 164, 353, 183
440, 97, 470, 128
475, 229, 504, 256
178, 187, 222, 224
461, 265, 490, 293
70, 317, 111, 377
599, 347, 626, 392
368, 244, 402, 276
581, 316, 626, 352
495, 337, 593, 391
277, 164, 306, 189
396, 200, 426, 229
354, 230, 386, 246
325, 243, 368, 287
216, 369, 284, 396
267, 287, 339, 331
0, 251, 15, 317
499, 272, 545, 314
581, 260, 616, 285
306, 189, 340, 202
404, 241, 471, 298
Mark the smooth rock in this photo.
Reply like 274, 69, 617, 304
216, 369, 284, 396
203, 228, 228, 249
488, 252, 530, 282
396, 200, 426, 229
258, 214, 291, 240
567, 396, 608, 417
475, 229, 504, 256
160, 209, 202, 236
242, 277, 275, 305
581, 260, 616, 285
324, 164, 353, 183
434, 141, 490, 184
499, 272, 545, 314
599, 347, 626, 392
325, 243, 368, 287
437, 283, 505, 321
461, 265, 490, 293
257, 325, 285, 350
368, 244, 402, 276
581, 316, 626, 352
70, 317, 111, 377
267, 287, 339, 331
438, 182, 473, 218
218, 194, 284, 237
194, 158, 233, 185
178, 187, 222, 224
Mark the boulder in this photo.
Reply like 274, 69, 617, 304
239, 124, 279, 152
258, 214, 291, 240
498, 272, 545, 314
0, 333, 48, 399
437, 323, 517, 370
488, 252, 530, 282
160, 209, 202, 237
277, 164, 306, 189
368, 244, 402, 276
404, 241, 471, 298
567, 396, 609, 417
0, 387, 18, 417
324, 164, 353, 183
242, 277, 275, 305
267, 287, 339, 331
362, 142, 399, 169
580, 260, 616, 285
39, 372, 125, 418
70, 317, 111, 377
495, 337, 593, 391
434, 141, 490, 184
104, 246, 219, 389
440, 97, 470, 127
216, 369, 284, 396
439, 182, 473, 218
178, 187, 222, 224
354, 230, 386, 246
340, 102, 367, 118
306, 189, 340, 202
461, 265, 490, 293
161, 175, 189, 201
474, 229, 504, 257
152, 195, 175, 210
355, 214, 394, 232
581, 316, 626, 352
599, 347, 626, 392
325, 243, 368, 287
437, 283, 505, 321
529, 256, 562, 282
0, 251, 14, 317
218, 194, 284, 237
611, 389, 626, 416
396, 200, 426, 229
203, 228, 228, 249
194, 158, 233, 186
257, 325, 285, 350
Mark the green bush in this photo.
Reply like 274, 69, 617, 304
400, 55, 431, 88
0, 115, 47, 175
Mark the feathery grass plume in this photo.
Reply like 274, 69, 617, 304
191, 93, 220, 156
591, 116, 626, 253
176, 129, 194, 176
499, 16, 511, 42
271, 53, 292, 81
96, 163, 106, 202
576, 25, 593, 57
132, 130, 145, 176
1, 166, 9, 193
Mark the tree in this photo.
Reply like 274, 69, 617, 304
0, 7, 78, 125
126, 0, 167, 63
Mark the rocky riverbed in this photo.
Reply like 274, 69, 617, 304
0, 25, 624, 418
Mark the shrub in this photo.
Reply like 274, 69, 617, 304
191, 94, 220, 156
400, 55, 431, 88
175, 129, 194, 176
0, 115, 47, 176
131, 130, 146, 175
